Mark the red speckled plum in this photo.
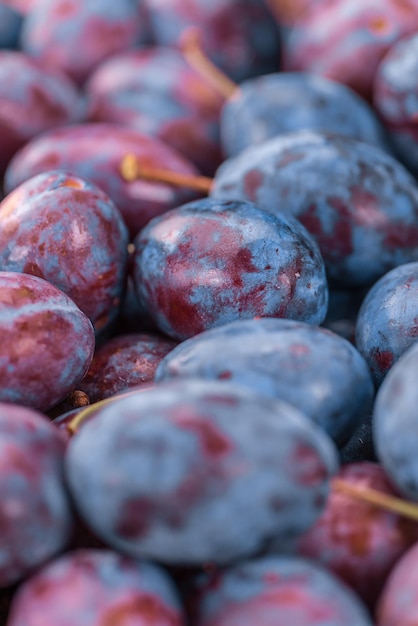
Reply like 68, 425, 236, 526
0, 271, 95, 411
0, 171, 129, 335
133, 198, 329, 341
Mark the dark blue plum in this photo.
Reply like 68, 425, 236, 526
355, 262, 418, 387
156, 317, 374, 446
7, 549, 184, 626
132, 198, 329, 341
222, 72, 388, 158
194, 555, 373, 626
373, 341, 418, 500
65, 380, 338, 565
0, 403, 73, 587
212, 130, 418, 288
0, 3, 22, 49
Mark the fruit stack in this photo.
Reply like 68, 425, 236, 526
2, 0, 418, 624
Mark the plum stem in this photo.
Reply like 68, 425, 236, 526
180, 26, 238, 100
119, 153, 213, 193
333, 478, 418, 521
67, 387, 151, 435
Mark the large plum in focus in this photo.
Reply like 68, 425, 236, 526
133, 198, 328, 341
0, 403, 74, 587
3, 123, 202, 238
0, 171, 129, 335
65, 379, 338, 565
0, 271, 95, 410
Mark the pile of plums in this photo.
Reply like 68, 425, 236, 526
2, 0, 418, 624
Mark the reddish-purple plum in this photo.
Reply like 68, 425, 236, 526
86, 47, 224, 176
0, 171, 129, 335
3, 123, 202, 237
79, 332, 177, 403
0, 271, 95, 411
0, 51, 82, 175
7, 549, 184, 626
296, 462, 418, 609
282, 0, 418, 101
0, 403, 73, 587
20, 0, 150, 85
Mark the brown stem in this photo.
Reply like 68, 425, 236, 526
119, 153, 213, 193
180, 27, 238, 100
67, 387, 152, 435
332, 478, 418, 522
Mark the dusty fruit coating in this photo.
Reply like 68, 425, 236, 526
3, 123, 202, 238
7, 549, 185, 626
79, 332, 177, 403
0, 50, 82, 175
65, 379, 338, 565
355, 262, 418, 387
155, 317, 374, 446
0, 171, 129, 335
86, 47, 224, 176
195, 555, 373, 626
20, 0, 149, 85
0, 271, 95, 410
296, 462, 418, 609
133, 198, 328, 341
212, 130, 418, 288
0, 403, 73, 587
221, 72, 388, 158
373, 341, 418, 501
